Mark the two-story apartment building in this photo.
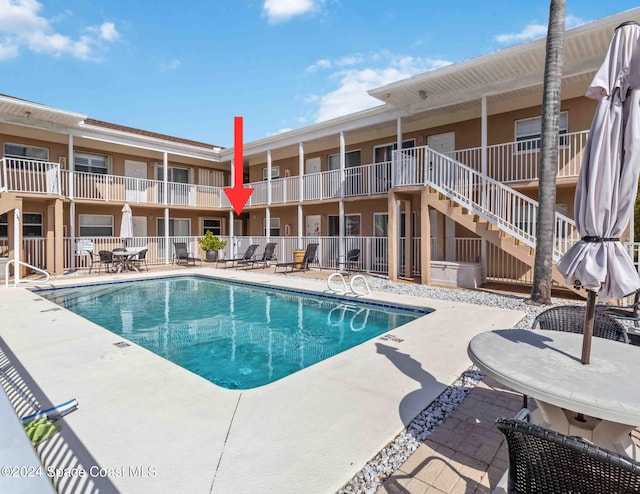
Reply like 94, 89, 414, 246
1, 7, 638, 289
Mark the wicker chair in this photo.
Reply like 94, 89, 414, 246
523, 305, 630, 410
496, 417, 640, 493
532, 305, 629, 343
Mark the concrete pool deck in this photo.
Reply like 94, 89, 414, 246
0, 268, 525, 493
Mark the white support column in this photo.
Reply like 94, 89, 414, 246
481, 95, 488, 282
164, 208, 170, 264
298, 143, 304, 205
396, 117, 402, 154
266, 207, 271, 242
297, 204, 303, 249
267, 150, 272, 206
339, 132, 346, 261
163, 152, 169, 206
68, 134, 75, 271
13, 209, 20, 286
229, 210, 235, 257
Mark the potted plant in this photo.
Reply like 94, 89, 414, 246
198, 230, 227, 262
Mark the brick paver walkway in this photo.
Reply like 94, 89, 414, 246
378, 378, 524, 494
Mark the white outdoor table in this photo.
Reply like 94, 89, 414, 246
112, 248, 144, 273
468, 328, 640, 459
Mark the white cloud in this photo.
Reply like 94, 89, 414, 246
262, 0, 323, 24
0, 0, 118, 61
494, 14, 586, 44
494, 23, 547, 43
305, 58, 331, 72
0, 39, 19, 60
160, 58, 181, 71
98, 22, 119, 41
313, 54, 451, 122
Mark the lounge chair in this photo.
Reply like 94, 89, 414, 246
336, 248, 360, 274
275, 243, 320, 273
172, 242, 201, 266
597, 289, 640, 328
496, 415, 640, 494
237, 242, 277, 269
217, 244, 259, 269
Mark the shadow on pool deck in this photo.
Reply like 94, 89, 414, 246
0, 338, 120, 494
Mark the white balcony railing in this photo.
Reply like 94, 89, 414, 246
0, 158, 61, 194
2, 131, 589, 210
393, 146, 580, 260
453, 130, 589, 183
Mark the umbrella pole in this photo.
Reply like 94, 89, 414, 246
582, 290, 596, 365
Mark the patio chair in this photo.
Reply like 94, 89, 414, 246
237, 242, 277, 269
96, 250, 115, 274
130, 248, 148, 271
336, 248, 360, 274
217, 244, 259, 269
597, 289, 640, 328
85, 250, 99, 274
495, 417, 640, 494
532, 305, 628, 343
172, 242, 201, 266
274, 243, 320, 273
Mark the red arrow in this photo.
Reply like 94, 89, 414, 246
224, 116, 254, 215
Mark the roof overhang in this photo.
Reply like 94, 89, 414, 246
74, 123, 222, 162
0, 94, 86, 130
368, 8, 640, 113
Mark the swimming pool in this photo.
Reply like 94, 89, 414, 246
35, 276, 429, 389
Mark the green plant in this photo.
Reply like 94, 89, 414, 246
198, 230, 227, 251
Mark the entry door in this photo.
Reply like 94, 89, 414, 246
428, 132, 457, 189
427, 132, 455, 155
124, 160, 147, 202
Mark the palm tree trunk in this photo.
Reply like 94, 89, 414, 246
530, 0, 565, 304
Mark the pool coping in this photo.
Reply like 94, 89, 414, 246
0, 267, 526, 493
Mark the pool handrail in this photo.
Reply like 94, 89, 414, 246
4, 260, 50, 288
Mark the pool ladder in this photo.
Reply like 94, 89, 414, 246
327, 272, 371, 296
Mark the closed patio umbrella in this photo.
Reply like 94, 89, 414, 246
557, 21, 640, 363
120, 202, 133, 247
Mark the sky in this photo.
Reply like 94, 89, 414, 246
1, 0, 638, 148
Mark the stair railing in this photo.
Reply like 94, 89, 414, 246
393, 146, 579, 260
4, 260, 51, 288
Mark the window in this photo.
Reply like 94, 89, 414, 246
0, 213, 7, 237
373, 139, 415, 163
156, 164, 190, 183
79, 214, 114, 237
515, 112, 568, 152
328, 150, 361, 170
328, 215, 361, 236
263, 217, 280, 236
203, 218, 222, 236
373, 213, 388, 237
157, 218, 191, 236
3, 143, 49, 161
0, 213, 44, 237
262, 166, 280, 180
22, 213, 43, 237
75, 153, 108, 174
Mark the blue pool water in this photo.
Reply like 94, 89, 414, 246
35, 276, 429, 389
